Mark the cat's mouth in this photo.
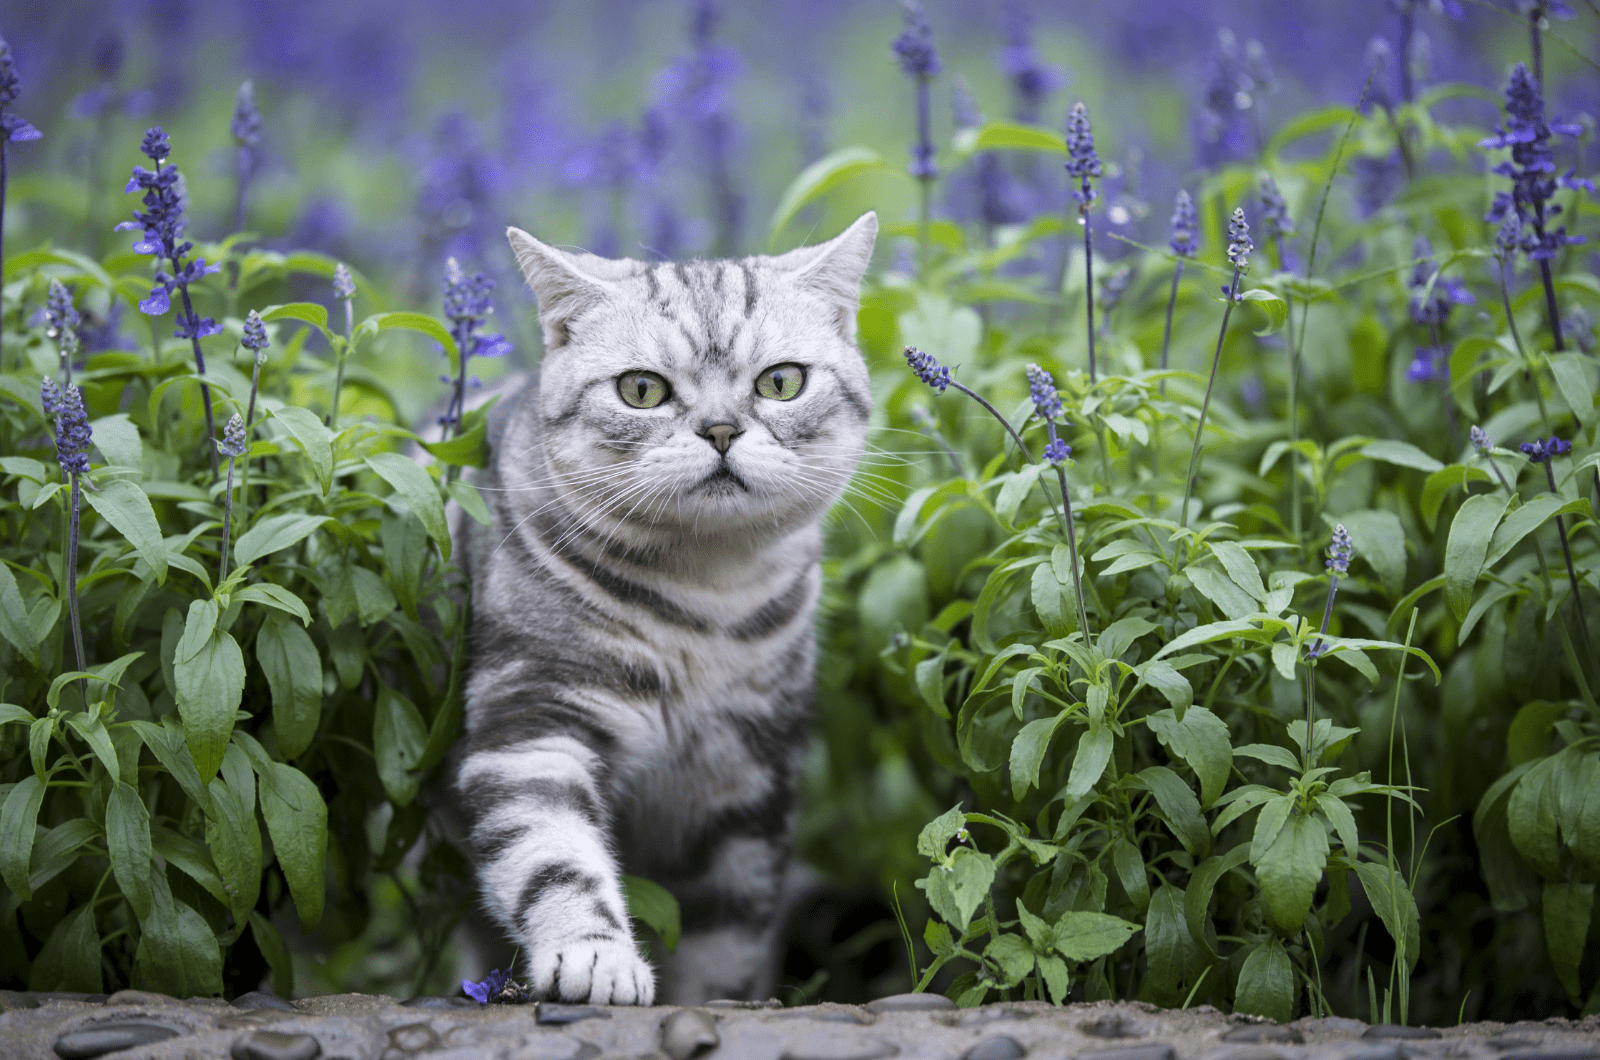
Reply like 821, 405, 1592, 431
695, 464, 749, 493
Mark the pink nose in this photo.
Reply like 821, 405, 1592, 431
701, 422, 741, 454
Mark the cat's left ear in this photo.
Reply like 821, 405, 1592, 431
772, 211, 878, 343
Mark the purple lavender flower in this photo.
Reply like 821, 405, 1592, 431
1026, 364, 1063, 421
1169, 190, 1198, 258
1520, 436, 1572, 463
891, 1, 942, 79
1257, 173, 1295, 243
1563, 304, 1595, 353
462, 968, 528, 1005
53, 385, 93, 476
241, 309, 269, 353
439, 259, 510, 437
1327, 523, 1354, 576
997, 2, 1064, 125
0, 35, 41, 144
40, 378, 62, 420
1481, 63, 1590, 262
1197, 30, 1270, 165
1407, 347, 1443, 382
1364, 37, 1395, 113
653, 2, 746, 255
1407, 235, 1476, 326
1064, 101, 1101, 208
230, 80, 262, 232
905, 346, 951, 393
1221, 208, 1253, 300
1470, 425, 1492, 453
1352, 154, 1404, 217
45, 279, 81, 342
1044, 438, 1071, 466
218, 413, 248, 459
332, 262, 356, 301
951, 75, 983, 133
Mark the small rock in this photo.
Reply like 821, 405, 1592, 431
232, 991, 298, 1012
781, 1034, 899, 1060
400, 995, 478, 1010
957, 1007, 1036, 1028
103, 990, 175, 1008
1211, 1049, 1285, 1060
231, 1030, 323, 1060
1346, 1046, 1406, 1060
705, 998, 783, 1009
1078, 1046, 1176, 1060
1365, 1026, 1442, 1041
1489, 1039, 1541, 1053
767, 1005, 873, 1024
1223, 1026, 1303, 1044
503, 1036, 594, 1060
535, 1002, 613, 1025
866, 993, 957, 1014
964, 1036, 1028, 1060
39, 993, 98, 1005
1501, 1049, 1600, 1060
661, 1009, 720, 1060
1083, 1016, 1144, 1039
385, 1021, 441, 1055
1298, 1018, 1369, 1037
54, 1021, 180, 1059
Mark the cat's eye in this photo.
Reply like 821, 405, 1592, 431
617, 371, 671, 409
755, 363, 806, 401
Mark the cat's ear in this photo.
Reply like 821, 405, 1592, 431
506, 227, 611, 351
773, 211, 878, 343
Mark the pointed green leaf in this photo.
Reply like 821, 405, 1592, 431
0, 776, 46, 899
767, 147, 888, 245
622, 873, 682, 953
366, 452, 451, 563
374, 687, 428, 806
131, 871, 223, 997
1050, 911, 1141, 962
174, 631, 245, 783
234, 513, 330, 569
1147, 706, 1231, 807
1234, 938, 1294, 1022
270, 407, 334, 494
83, 479, 168, 584
258, 762, 328, 932
105, 782, 153, 920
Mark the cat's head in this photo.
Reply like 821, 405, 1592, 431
506, 213, 877, 541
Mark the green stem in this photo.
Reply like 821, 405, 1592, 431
949, 379, 1034, 462
1084, 210, 1098, 385
1181, 266, 1243, 527
1050, 451, 1093, 640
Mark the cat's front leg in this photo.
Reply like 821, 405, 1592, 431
459, 733, 655, 1005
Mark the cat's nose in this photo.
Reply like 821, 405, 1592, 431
699, 420, 742, 454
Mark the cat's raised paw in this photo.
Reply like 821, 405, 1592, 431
531, 938, 656, 1006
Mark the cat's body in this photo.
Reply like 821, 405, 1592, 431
455, 214, 877, 1005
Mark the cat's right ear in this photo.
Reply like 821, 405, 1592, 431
507, 227, 609, 351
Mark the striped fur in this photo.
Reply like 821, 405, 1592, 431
455, 214, 877, 1005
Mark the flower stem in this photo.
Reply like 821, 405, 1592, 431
1159, 263, 1182, 394
1544, 459, 1593, 674
1180, 266, 1242, 527
329, 298, 353, 431
1083, 212, 1097, 385
949, 379, 1034, 462
219, 457, 236, 584
916, 76, 933, 276
1049, 456, 1093, 639
175, 281, 219, 478
67, 472, 88, 704
1498, 258, 1555, 434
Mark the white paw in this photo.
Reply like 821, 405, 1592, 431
530, 937, 656, 1005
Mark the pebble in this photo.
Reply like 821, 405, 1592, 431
768, 1006, 874, 1025
1365, 1026, 1442, 1041
535, 1002, 613, 1025
781, 1034, 900, 1060
104, 990, 176, 1008
503, 1036, 597, 1060
401, 995, 479, 1010
1212, 1048, 1287, 1060
1489, 1038, 1543, 1053
1079, 1045, 1176, 1060
1501, 1049, 1600, 1060
1084, 1016, 1146, 1039
1346, 1046, 1407, 1060
232, 991, 299, 1012
230, 1029, 324, 1060
661, 1008, 720, 1060
385, 1021, 442, 1055
53, 1021, 180, 1059
1223, 1025, 1304, 1044
867, 993, 957, 1014
957, 1007, 1036, 1028
964, 1035, 1028, 1060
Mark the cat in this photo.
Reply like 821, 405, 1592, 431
454, 212, 878, 1006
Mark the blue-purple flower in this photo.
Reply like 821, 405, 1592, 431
1480, 63, 1592, 261
1064, 101, 1102, 208
45, 279, 80, 342
332, 262, 356, 301
230, 80, 261, 147
52, 384, 93, 475
1169, 190, 1198, 258
0, 35, 41, 144
119, 127, 223, 339
1257, 173, 1295, 243
462, 968, 527, 1005
1326, 524, 1354, 576
1520, 436, 1572, 463
1044, 438, 1071, 466
891, 1, 942, 79
40, 378, 62, 420
218, 413, 248, 459
1026, 363, 1063, 421
1226, 208, 1253, 272
1470, 425, 1492, 453
906, 346, 951, 393
997, 2, 1064, 125
241, 309, 269, 354
439, 259, 510, 432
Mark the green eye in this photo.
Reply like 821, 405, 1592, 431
755, 363, 806, 401
617, 371, 671, 409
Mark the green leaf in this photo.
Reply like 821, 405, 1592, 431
1210, 542, 1266, 602
1111, 836, 1150, 912
205, 763, 262, 924
259, 301, 329, 330
1336, 509, 1406, 597
952, 120, 1066, 156
1550, 353, 1596, 425
258, 761, 328, 932
234, 512, 330, 569
1234, 743, 1302, 771
105, 782, 154, 920
88, 413, 142, 469
174, 631, 246, 784
249, 912, 294, 1000
983, 933, 1035, 989
366, 452, 451, 563
1420, 464, 1492, 531
270, 407, 334, 494
233, 584, 313, 626
421, 417, 489, 469
29, 905, 101, 994
922, 846, 995, 932
1037, 953, 1071, 1005
917, 805, 967, 859
1444, 493, 1509, 620
0, 776, 45, 899
374, 687, 428, 806
132, 720, 212, 815
351, 566, 398, 624
1146, 707, 1231, 807
1133, 766, 1210, 858
0, 562, 39, 667
176, 598, 219, 664
359, 311, 458, 363
1239, 288, 1287, 335
1010, 714, 1067, 800
622, 873, 681, 953
1361, 439, 1445, 474
82, 479, 167, 584
1185, 845, 1249, 958
1507, 755, 1563, 878
1187, 566, 1258, 620
255, 614, 323, 759
151, 824, 227, 906
1542, 880, 1594, 1002
1254, 812, 1328, 934
1064, 723, 1114, 801
1485, 495, 1592, 569
1352, 861, 1422, 971
1234, 939, 1295, 1022
131, 870, 223, 998
1570, 755, 1600, 879
766, 147, 889, 245
447, 479, 491, 526
1051, 911, 1141, 962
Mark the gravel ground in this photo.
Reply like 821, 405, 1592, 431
3, 990, 1599, 1060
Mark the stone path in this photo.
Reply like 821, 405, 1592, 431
3, 990, 1599, 1060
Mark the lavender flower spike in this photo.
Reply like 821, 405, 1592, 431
1026, 363, 1063, 421
1226, 208, 1253, 275
0, 35, 42, 144
1470, 425, 1492, 453
1064, 101, 1102, 208
46, 279, 81, 383
54, 384, 93, 475
893, 0, 941, 270
50, 383, 93, 688
1520, 436, 1572, 464
1169, 191, 1198, 259
332, 262, 357, 300
241, 309, 269, 353
906, 346, 951, 392
1326, 524, 1354, 575
231, 79, 261, 233
438, 258, 509, 447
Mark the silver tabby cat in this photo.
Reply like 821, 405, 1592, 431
456, 213, 878, 1006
